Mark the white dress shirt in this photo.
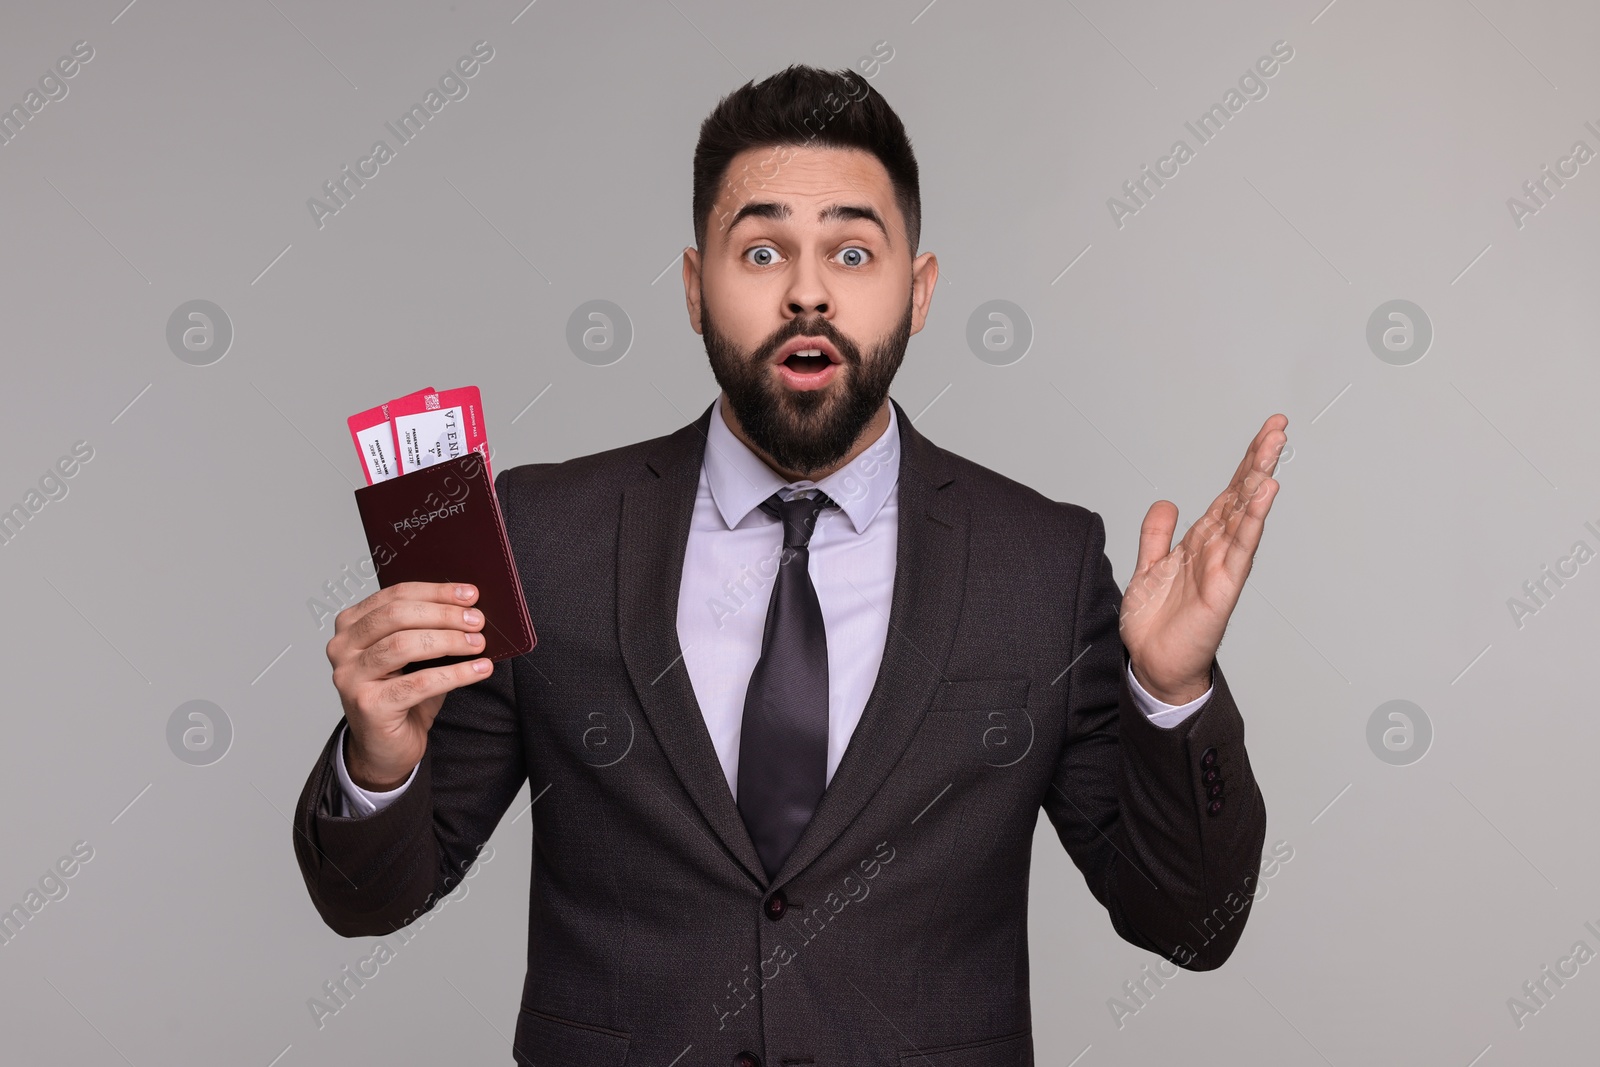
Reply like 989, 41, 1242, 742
335, 396, 1213, 817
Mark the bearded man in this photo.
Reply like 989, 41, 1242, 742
294, 63, 1285, 1067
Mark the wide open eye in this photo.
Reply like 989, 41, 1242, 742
836, 247, 871, 267
744, 245, 783, 267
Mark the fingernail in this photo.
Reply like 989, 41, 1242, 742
464, 608, 483, 625
472, 659, 491, 673
456, 584, 475, 600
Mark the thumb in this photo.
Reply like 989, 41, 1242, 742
1134, 500, 1178, 579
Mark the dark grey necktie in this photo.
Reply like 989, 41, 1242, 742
737, 489, 836, 882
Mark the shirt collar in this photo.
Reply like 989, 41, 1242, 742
704, 392, 900, 536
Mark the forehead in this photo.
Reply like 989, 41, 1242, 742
713, 144, 896, 220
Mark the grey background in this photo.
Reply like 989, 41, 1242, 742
2, 0, 1595, 1063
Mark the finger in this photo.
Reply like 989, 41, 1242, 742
1242, 427, 1289, 504
1192, 480, 1263, 571
1220, 415, 1290, 495
1205, 421, 1287, 540
1164, 417, 1287, 575
1198, 435, 1273, 537
363, 658, 494, 720
336, 581, 478, 636
1222, 476, 1279, 584
1133, 500, 1178, 578
347, 597, 485, 651
357, 626, 489, 677
1191, 478, 1249, 552
1255, 418, 1289, 476
1221, 429, 1287, 540
1207, 471, 1264, 545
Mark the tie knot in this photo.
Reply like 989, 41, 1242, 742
760, 490, 835, 549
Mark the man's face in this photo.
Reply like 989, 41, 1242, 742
684, 144, 937, 477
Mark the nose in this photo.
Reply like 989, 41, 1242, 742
782, 253, 831, 321
786, 295, 828, 316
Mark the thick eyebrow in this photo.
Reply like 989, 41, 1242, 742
819, 203, 891, 243
725, 200, 892, 247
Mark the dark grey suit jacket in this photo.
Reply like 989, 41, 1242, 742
293, 398, 1267, 1066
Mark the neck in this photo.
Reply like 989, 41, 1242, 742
718, 394, 891, 483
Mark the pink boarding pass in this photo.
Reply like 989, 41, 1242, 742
346, 386, 434, 486
388, 386, 490, 478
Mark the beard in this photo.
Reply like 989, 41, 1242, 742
701, 291, 912, 477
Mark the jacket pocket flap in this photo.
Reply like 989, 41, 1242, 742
513, 1007, 629, 1067
898, 1029, 1031, 1066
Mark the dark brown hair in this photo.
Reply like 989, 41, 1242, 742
692, 64, 921, 255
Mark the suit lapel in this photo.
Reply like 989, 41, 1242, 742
617, 403, 771, 886
770, 399, 969, 886
617, 397, 970, 891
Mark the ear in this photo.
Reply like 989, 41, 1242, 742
909, 251, 938, 336
682, 246, 704, 334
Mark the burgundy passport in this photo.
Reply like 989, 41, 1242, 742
352, 451, 535, 672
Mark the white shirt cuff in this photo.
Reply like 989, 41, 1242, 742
334, 722, 419, 817
1125, 661, 1213, 730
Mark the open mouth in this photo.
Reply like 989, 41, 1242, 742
772, 340, 842, 391
781, 350, 834, 375
770, 335, 844, 391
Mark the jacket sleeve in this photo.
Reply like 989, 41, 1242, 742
1040, 508, 1267, 970
291, 468, 529, 938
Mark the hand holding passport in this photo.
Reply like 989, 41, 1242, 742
326, 386, 535, 792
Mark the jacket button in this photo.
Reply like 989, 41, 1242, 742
734, 1053, 761, 1067
1208, 782, 1225, 799
1202, 767, 1221, 785
764, 891, 787, 921
1201, 747, 1218, 768
1207, 797, 1224, 816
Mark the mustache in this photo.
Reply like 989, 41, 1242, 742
752, 319, 860, 366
